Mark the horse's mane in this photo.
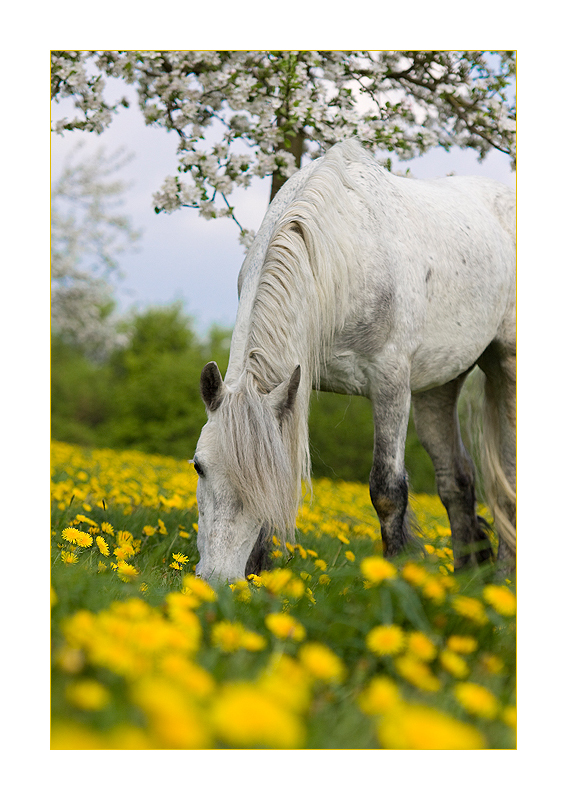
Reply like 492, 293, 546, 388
216, 140, 378, 541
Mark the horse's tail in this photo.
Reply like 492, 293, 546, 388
479, 367, 516, 555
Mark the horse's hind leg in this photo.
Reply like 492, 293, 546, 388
412, 374, 493, 570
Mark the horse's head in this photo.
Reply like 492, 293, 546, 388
193, 360, 302, 584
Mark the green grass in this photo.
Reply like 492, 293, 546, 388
51, 441, 516, 750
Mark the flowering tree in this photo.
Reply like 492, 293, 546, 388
51, 50, 516, 246
51, 143, 141, 359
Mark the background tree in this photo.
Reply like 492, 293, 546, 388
51, 143, 141, 359
51, 50, 516, 246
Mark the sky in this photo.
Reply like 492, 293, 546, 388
51, 79, 516, 335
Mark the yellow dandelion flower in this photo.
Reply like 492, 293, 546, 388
66, 679, 110, 711
157, 518, 167, 535
172, 553, 189, 564
259, 653, 312, 713
229, 580, 252, 602
74, 531, 93, 547
338, 533, 350, 544
306, 549, 318, 557
259, 568, 293, 594
447, 635, 478, 654
480, 653, 505, 674
96, 536, 110, 556
451, 595, 489, 625
182, 575, 217, 603
358, 676, 401, 715
361, 556, 396, 586
439, 649, 469, 679
453, 682, 499, 719
241, 630, 267, 652
298, 642, 346, 683
483, 584, 516, 616
61, 551, 78, 564
169, 561, 183, 570
100, 522, 114, 536
502, 706, 517, 728
160, 653, 215, 698
114, 544, 135, 560
51, 722, 105, 750
131, 677, 210, 749
271, 549, 283, 558
366, 624, 405, 656
97, 561, 107, 572
61, 527, 81, 544
395, 654, 441, 692
318, 573, 331, 585
422, 577, 446, 604
211, 620, 266, 653
378, 704, 485, 749
105, 725, 153, 749
116, 560, 139, 581
116, 530, 133, 545
407, 631, 437, 662
345, 550, 356, 562
211, 621, 246, 652
211, 682, 304, 749
401, 562, 429, 587
265, 612, 306, 642
440, 574, 457, 590
305, 588, 316, 605
142, 525, 155, 537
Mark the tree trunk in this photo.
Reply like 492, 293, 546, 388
269, 129, 305, 202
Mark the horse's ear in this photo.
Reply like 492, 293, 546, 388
269, 365, 301, 423
200, 361, 225, 412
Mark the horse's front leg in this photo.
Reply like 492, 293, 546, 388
369, 367, 420, 558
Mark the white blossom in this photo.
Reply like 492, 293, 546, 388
52, 50, 516, 252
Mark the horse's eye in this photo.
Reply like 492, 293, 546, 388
193, 459, 205, 478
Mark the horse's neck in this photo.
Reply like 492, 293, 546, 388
225, 143, 368, 391
225, 161, 321, 387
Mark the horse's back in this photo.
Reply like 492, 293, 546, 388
323, 144, 516, 392
394, 175, 515, 391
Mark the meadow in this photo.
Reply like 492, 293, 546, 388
50, 440, 516, 749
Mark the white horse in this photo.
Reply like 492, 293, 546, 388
193, 139, 516, 584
